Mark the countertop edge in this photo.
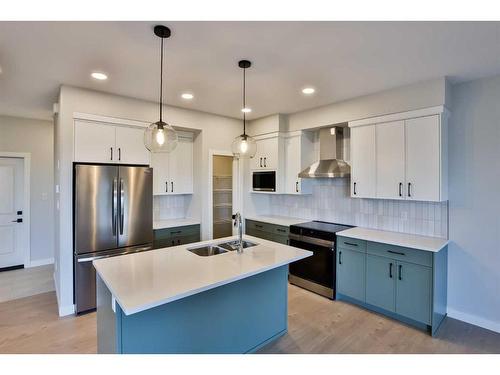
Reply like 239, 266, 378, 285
245, 215, 308, 227
337, 228, 449, 253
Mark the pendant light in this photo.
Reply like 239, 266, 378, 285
144, 25, 178, 153
231, 60, 257, 159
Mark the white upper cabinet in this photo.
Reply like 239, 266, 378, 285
375, 120, 405, 199
74, 119, 150, 165
351, 125, 376, 198
115, 126, 150, 165
283, 131, 314, 194
74, 120, 117, 163
251, 134, 280, 170
151, 133, 194, 195
405, 115, 443, 201
349, 107, 448, 202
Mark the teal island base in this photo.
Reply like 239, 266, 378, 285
96, 265, 289, 354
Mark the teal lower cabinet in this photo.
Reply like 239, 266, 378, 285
366, 254, 396, 312
336, 235, 447, 336
337, 248, 365, 302
246, 219, 289, 245
153, 224, 200, 249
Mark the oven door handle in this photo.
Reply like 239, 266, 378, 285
288, 233, 335, 248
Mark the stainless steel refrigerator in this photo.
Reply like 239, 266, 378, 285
73, 164, 153, 313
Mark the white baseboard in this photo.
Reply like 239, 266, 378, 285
448, 308, 500, 334
53, 271, 75, 317
26, 257, 54, 268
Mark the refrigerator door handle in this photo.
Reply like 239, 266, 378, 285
112, 178, 118, 235
119, 178, 125, 235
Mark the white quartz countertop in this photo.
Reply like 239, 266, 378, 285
153, 218, 200, 230
337, 227, 449, 253
93, 235, 312, 315
245, 215, 308, 227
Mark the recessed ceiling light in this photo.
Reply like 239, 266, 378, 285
91, 72, 108, 81
302, 87, 315, 95
241, 107, 252, 113
181, 93, 194, 100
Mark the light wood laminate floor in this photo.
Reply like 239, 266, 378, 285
0, 264, 54, 303
0, 285, 499, 354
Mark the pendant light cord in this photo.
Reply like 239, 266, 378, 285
159, 37, 164, 123
243, 66, 246, 135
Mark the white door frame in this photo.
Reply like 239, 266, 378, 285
207, 149, 241, 240
0, 152, 31, 267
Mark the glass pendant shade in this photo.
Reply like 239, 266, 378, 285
231, 134, 257, 159
144, 120, 178, 153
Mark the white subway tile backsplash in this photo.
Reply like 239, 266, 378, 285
154, 195, 189, 221
267, 180, 448, 238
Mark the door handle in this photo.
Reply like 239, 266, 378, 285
338, 251, 342, 264
119, 178, 124, 235
11, 218, 23, 223
399, 182, 403, 197
110, 147, 113, 161
389, 262, 393, 278
407, 182, 412, 197
398, 264, 402, 280
353, 182, 357, 195
112, 178, 117, 235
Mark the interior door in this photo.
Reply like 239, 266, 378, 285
118, 166, 153, 248
405, 115, 440, 201
0, 158, 25, 268
376, 121, 405, 199
351, 126, 376, 198
74, 164, 118, 254
115, 126, 150, 165
74, 120, 116, 163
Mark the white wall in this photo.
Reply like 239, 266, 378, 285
447, 75, 500, 333
0, 115, 54, 265
54, 86, 241, 315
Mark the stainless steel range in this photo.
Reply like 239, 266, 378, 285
288, 221, 352, 299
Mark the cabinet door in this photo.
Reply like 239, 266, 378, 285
376, 121, 405, 199
366, 254, 396, 312
284, 135, 301, 194
337, 248, 365, 301
115, 126, 150, 165
259, 136, 279, 170
395, 261, 432, 324
151, 153, 170, 195
168, 137, 193, 194
405, 115, 440, 201
74, 121, 116, 163
351, 126, 376, 198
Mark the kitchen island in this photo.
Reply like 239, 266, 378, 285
93, 235, 312, 354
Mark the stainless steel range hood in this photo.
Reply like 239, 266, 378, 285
298, 127, 351, 178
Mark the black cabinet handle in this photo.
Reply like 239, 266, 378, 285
255, 224, 263, 228
408, 182, 412, 197
264, 157, 267, 167
399, 182, 402, 197
171, 181, 174, 192
296, 181, 299, 192
177, 239, 181, 245
118, 148, 121, 161
11, 218, 23, 223
398, 265, 402, 280
389, 262, 393, 278
277, 228, 286, 233
344, 242, 358, 247
339, 251, 342, 265
260, 158, 262, 167
171, 240, 175, 246
388, 250, 405, 256
170, 230, 182, 235
165, 181, 168, 193
353, 182, 357, 195
110, 147, 113, 161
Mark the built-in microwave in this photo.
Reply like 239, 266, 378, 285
252, 171, 276, 192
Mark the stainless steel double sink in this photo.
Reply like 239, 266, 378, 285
188, 240, 258, 257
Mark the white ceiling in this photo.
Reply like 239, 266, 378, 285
1, 21, 500, 121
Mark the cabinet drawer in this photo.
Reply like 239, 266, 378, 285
337, 236, 366, 252
272, 234, 289, 245
273, 225, 289, 236
246, 220, 272, 234
246, 227, 274, 242
367, 242, 432, 267
154, 225, 200, 240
